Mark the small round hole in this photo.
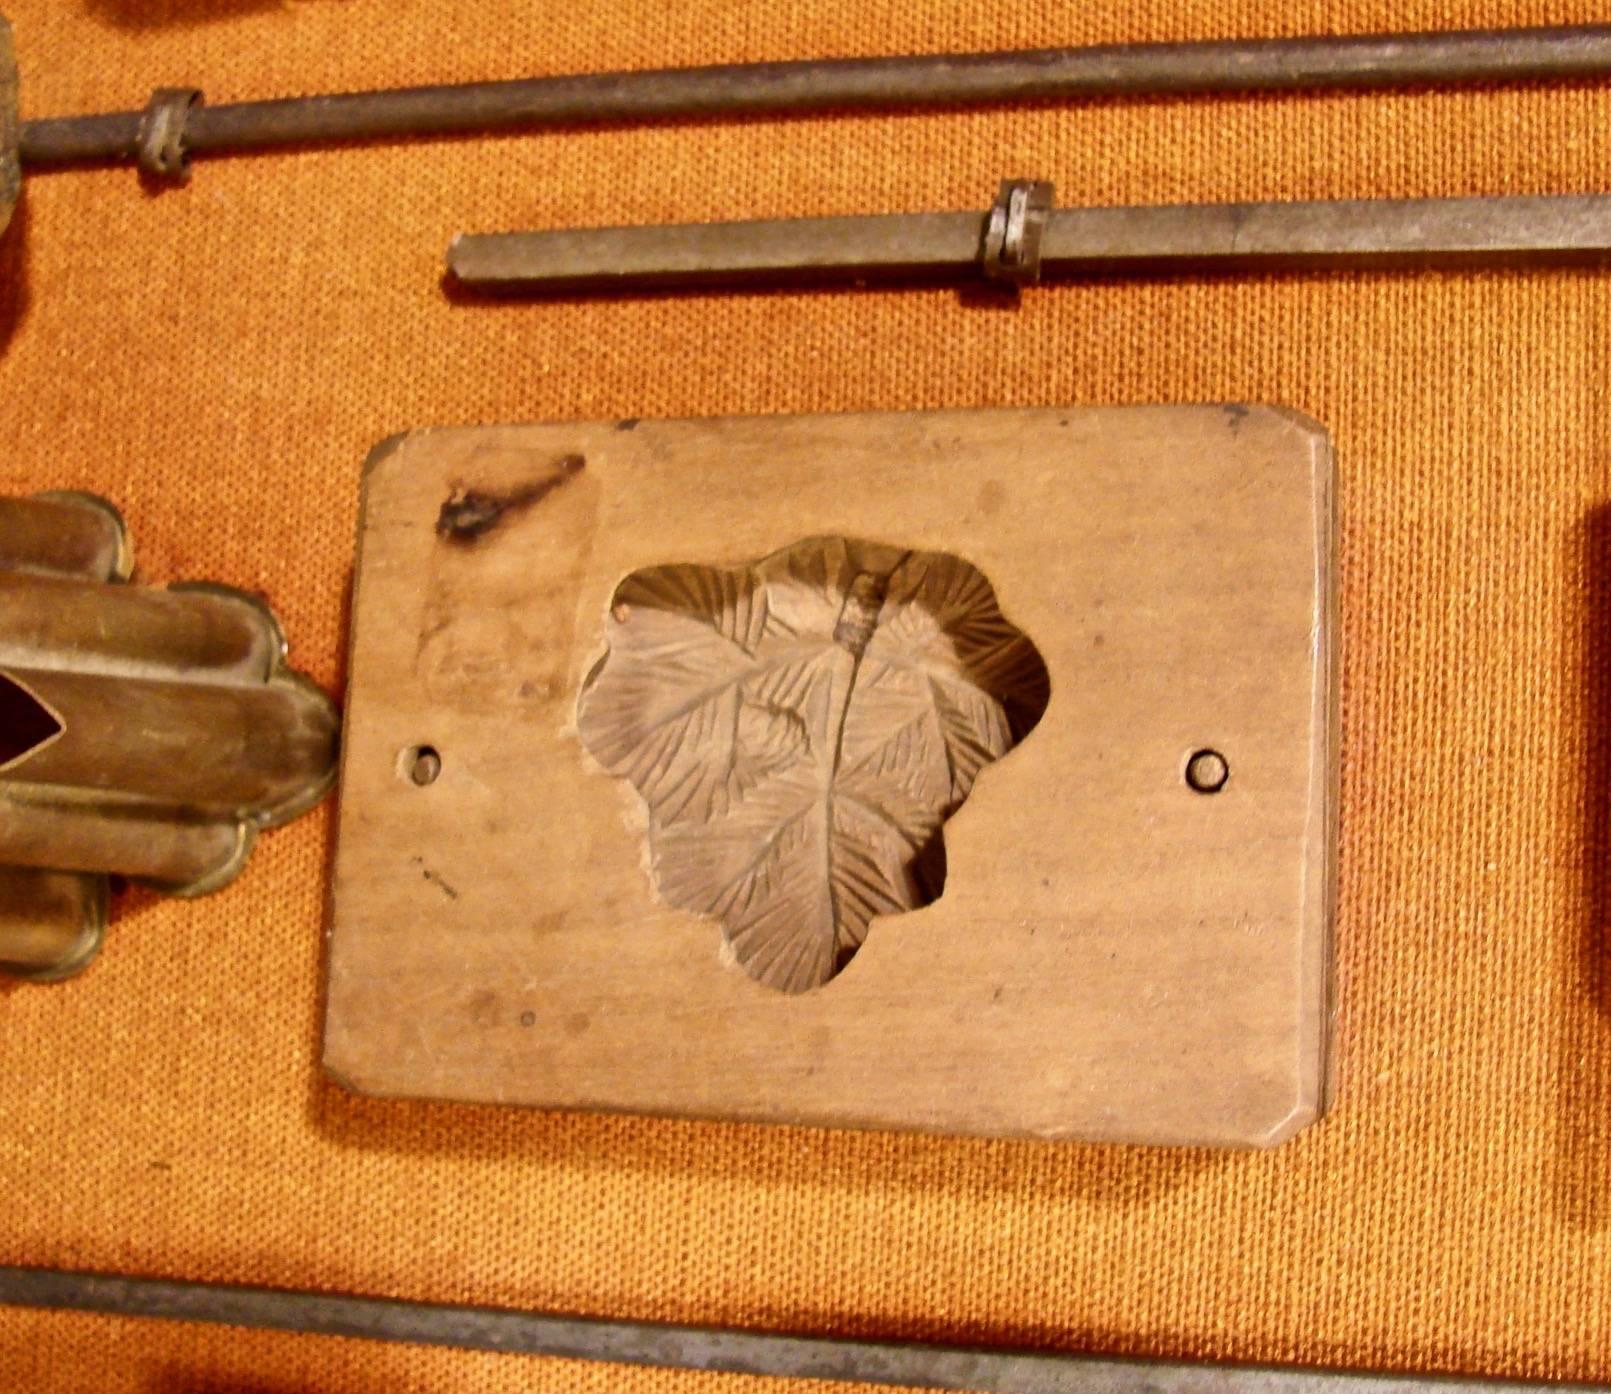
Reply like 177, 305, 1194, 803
403, 745, 441, 786
1185, 748, 1229, 794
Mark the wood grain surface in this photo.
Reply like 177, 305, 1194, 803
326, 403, 1335, 1145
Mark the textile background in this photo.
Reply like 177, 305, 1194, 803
2, 1, 1609, 1389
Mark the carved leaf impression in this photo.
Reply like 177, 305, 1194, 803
577, 537, 1050, 994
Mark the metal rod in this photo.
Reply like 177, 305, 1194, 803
449, 192, 1611, 295
18, 25, 1611, 168
0, 1264, 1602, 1393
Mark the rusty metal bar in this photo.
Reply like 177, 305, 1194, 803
452, 210, 982, 291
449, 192, 1611, 295
17, 25, 1611, 169
0, 1263, 1604, 1393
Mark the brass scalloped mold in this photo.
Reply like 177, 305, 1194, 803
0, 491, 339, 981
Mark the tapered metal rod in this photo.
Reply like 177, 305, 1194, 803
449, 193, 1611, 295
0, 1264, 1603, 1393
18, 25, 1611, 168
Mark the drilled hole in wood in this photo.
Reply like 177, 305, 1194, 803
1185, 748, 1230, 794
0, 672, 63, 771
402, 745, 441, 786
577, 536, 1050, 994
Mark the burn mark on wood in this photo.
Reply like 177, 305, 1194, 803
436, 454, 585, 543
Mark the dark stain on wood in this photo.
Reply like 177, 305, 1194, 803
436, 454, 585, 543
410, 853, 460, 901
422, 867, 459, 900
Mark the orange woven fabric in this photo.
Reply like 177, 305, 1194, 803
3, 1, 1610, 1389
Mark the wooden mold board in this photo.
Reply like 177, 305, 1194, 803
326, 403, 1336, 1146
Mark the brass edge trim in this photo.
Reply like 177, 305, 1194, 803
250, 668, 340, 830
143, 822, 257, 898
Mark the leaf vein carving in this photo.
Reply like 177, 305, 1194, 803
578, 536, 1049, 993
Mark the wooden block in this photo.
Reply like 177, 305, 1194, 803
326, 404, 1336, 1147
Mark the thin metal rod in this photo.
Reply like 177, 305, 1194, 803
0, 1265, 1601, 1393
448, 193, 1611, 295
18, 25, 1611, 168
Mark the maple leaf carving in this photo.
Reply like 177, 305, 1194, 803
577, 537, 1049, 993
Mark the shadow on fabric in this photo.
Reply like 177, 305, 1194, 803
1557, 501, 1611, 1229
147, 1373, 313, 1394
0, 195, 31, 361
306, 1066, 1227, 1200
84, 0, 350, 32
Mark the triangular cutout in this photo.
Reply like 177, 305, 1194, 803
0, 671, 63, 770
